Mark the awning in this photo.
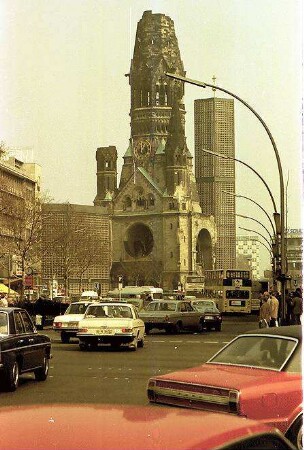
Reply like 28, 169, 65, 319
0, 283, 18, 295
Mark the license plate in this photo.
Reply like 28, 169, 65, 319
205, 316, 214, 320
231, 300, 242, 306
95, 329, 114, 335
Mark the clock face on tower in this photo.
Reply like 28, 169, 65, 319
133, 139, 152, 160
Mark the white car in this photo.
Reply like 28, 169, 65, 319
77, 302, 145, 351
53, 301, 94, 343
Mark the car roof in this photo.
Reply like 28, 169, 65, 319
244, 325, 301, 340
0, 307, 24, 313
87, 302, 134, 307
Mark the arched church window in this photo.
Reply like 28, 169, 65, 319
136, 195, 146, 208
164, 84, 168, 106
140, 90, 143, 107
156, 91, 160, 106
147, 91, 150, 106
123, 196, 132, 210
148, 194, 155, 206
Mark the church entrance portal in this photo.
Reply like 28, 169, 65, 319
196, 229, 213, 270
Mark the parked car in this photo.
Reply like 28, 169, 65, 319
33, 297, 70, 330
147, 325, 302, 449
53, 301, 94, 343
0, 307, 51, 391
139, 299, 205, 334
0, 403, 297, 450
190, 298, 222, 331
77, 302, 145, 351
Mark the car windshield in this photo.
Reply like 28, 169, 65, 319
208, 335, 298, 371
0, 312, 8, 335
145, 302, 177, 312
193, 301, 217, 312
65, 303, 88, 314
86, 305, 133, 318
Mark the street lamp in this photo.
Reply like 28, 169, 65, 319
205, 147, 280, 285
165, 72, 287, 320
223, 191, 276, 237
236, 214, 277, 281
236, 214, 273, 243
203, 148, 278, 214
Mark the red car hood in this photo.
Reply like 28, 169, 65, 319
0, 403, 276, 450
152, 363, 300, 390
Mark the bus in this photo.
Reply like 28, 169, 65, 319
202, 269, 252, 314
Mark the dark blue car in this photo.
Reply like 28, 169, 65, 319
0, 307, 51, 391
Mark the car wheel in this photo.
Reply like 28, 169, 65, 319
174, 321, 183, 334
5, 359, 20, 391
79, 342, 89, 351
138, 336, 144, 348
34, 355, 49, 381
61, 332, 70, 344
197, 320, 204, 333
287, 415, 303, 450
130, 335, 138, 351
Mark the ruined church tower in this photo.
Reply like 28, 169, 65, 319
95, 11, 216, 291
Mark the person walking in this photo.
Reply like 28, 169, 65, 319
0, 294, 8, 307
291, 288, 302, 325
268, 292, 279, 327
259, 295, 271, 328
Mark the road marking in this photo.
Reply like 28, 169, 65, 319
185, 341, 202, 344
204, 341, 219, 344
169, 340, 183, 343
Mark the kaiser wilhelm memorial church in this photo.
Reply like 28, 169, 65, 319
94, 11, 217, 291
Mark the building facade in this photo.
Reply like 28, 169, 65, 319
194, 97, 236, 270
94, 11, 216, 291
236, 235, 261, 280
286, 229, 303, 290
0, 153, 41, 294
41, 203, 111, 297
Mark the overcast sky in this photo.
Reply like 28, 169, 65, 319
1, 0, 302, 272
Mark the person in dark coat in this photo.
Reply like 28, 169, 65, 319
291, 288, 303, 325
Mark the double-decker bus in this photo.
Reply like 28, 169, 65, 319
202, 269, 252, 314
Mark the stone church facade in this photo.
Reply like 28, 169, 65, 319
94, 11, 216, 291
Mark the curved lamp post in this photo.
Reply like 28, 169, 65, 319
236, 214, 273, 243
203, 148, 278, 214
166, 72, 286, 320
223, 191, 276, 237
239, 226, 273, 252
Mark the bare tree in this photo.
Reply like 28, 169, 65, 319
6, 194, 45, 300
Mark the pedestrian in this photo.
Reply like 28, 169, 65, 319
286, 292, 294, 325
259, 295, 271, 328
291, 288, 302, 325
268, 292, 279, 327
0, 294, 8, 307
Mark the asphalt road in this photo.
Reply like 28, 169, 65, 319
0, 315, 259, 406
